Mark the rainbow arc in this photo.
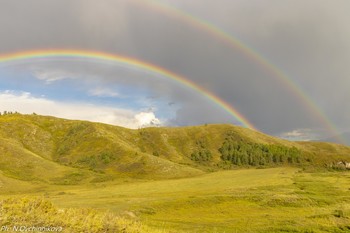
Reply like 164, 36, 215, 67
139, 0, 343, 142
0, 49, 258, 131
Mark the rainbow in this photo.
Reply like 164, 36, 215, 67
0, 49, 257, 131
139, 0, 344, 142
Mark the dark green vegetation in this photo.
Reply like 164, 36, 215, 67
1, 113, 350, 232
219, 132, 301, 166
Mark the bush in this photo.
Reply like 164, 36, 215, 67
191, 150, 212, 162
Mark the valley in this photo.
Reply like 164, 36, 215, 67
1, 114, 350, 232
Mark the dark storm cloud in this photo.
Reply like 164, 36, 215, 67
1, 0, 350, 138
0, 0, 133, 53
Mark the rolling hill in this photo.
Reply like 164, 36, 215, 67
2, 113, 350, 232
0, 113, 350, 184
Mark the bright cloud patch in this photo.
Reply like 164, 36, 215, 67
88, 87, 119, 97
278, 128, 318, 141
135, 112, 161, 127
0, 90, 162, 129
33, 70, 74, 83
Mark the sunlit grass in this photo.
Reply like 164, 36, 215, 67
2, 114, 350, 232
2, 168, 350, 232
0, 197, 168, 233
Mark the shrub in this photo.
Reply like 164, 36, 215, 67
0, 197, 153, 232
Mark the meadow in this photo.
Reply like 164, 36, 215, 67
1, 114, 350, 232
2, 167, 350, 232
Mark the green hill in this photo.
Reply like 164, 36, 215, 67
2, 113, 350, 232
0, 113, 350, 184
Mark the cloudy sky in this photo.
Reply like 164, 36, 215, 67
0, 0, 349, 141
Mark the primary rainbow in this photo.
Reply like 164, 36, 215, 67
139, 0, 344, 142
0, 49, 257, 131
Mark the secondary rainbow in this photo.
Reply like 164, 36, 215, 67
0, 49, 257, 131
139, 0, 343, 142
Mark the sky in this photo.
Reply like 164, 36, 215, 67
0, 0, 350, 141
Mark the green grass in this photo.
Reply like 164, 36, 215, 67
1, 113, 350, 181
2, 167, 350, 232
2, 114, 350, 232
0, 197, 167, 233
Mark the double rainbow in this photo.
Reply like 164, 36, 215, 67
0, 3, 343, 141
139, 0, 343, 142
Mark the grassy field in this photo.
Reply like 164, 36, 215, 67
1, 114, 350, 232
2, 167, 350, 232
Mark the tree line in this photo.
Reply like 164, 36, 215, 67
218, 139, 301, 166
0, 111, 37, 116
0, 111, 19, 115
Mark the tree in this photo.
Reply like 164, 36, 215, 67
219, 139, 301, 167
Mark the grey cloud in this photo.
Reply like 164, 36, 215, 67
1, 0, 350, 139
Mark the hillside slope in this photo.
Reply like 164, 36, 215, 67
0, 113, 350, 184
